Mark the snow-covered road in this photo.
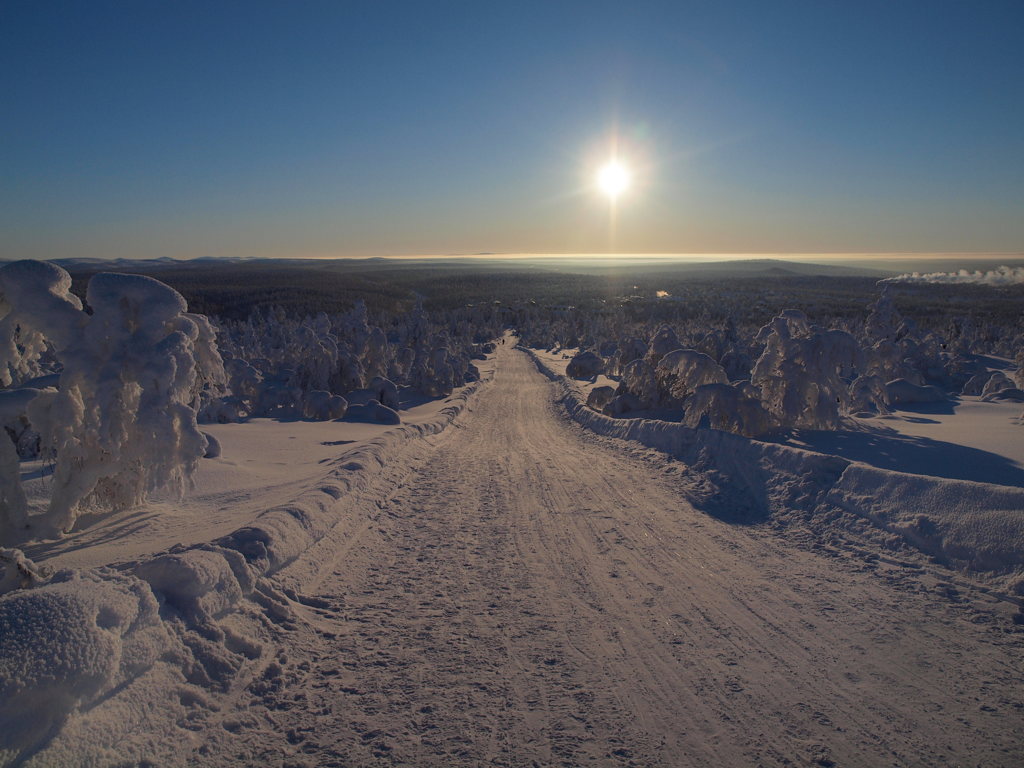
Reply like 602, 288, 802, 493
189, 345, 1023, 767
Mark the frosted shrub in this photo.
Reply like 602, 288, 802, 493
960, 371, 990, 396
864, 340, 919, 385
981, 371, 1014, 398
864, 287, 906, 344
847, 375, 890, 415
186, 313, 227, 413
362, 326, 390, 381
0, 261, 214, 536
303, 390, 348, 420
611, 337, 647, 376
292, 322, 340, 393
619, 359, 660, 409
586, 385, 616, 413
0, 390, 42, 532
885, 378, 946, 405
367, 376, 400, 409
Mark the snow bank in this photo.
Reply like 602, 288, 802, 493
523, 346, 1024, 575
885, 377, 946, 404
133, 545, 256, 624
828, 466, 1024, 572
217, 378, 479, 582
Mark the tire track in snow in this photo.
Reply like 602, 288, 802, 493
189, 345, 1024, 767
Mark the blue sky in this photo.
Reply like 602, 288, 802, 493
2, 1, 1022, 259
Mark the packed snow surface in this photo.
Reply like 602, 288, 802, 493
1, 341, 1022, 767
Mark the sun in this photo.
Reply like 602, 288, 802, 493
597, 159, 631, 200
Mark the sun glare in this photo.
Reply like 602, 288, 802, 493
597, 160, 631, 200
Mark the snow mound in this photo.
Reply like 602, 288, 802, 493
984, 387, 1024, 402
133, 546, 255, 624
346, 399, 401, 424
885, 378, 946, 405
829, 466, 1024, 572
0, 570, 174, 763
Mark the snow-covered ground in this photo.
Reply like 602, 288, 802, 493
790, 398, 1024, 487
18, 395, 477, 571
2, 342, 1023, 767
13, 355, 500, 574
539, 347, 1024, 487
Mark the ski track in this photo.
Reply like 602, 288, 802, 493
189, 345, 1024, 767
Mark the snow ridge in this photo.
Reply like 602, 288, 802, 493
523, 346, 1024, 576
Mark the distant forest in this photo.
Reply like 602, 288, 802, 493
62, 259, 1024, 334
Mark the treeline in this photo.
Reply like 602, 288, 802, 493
60, 260, 1024, 339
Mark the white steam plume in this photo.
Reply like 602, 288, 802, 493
883, 266, 1024, 285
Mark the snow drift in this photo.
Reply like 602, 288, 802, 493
0, 568, 176, 764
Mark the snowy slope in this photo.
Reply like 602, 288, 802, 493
789, 397, 1024, 487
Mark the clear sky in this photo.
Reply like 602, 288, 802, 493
2, 1, 1022, 260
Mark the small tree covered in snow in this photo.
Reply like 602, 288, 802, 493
0, 261, 216, 537
645, 325, 682, 366
751, 310, 862, 430
610, 337, 647, 377
566, 350, 604, 379
864, 286, 906, 344
618, 358, 660, 410
682, 382, 774, 437
654, 349, 728, 407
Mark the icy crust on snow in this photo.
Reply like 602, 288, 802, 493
0, 376, 484, 765
524, 347, 1024, 575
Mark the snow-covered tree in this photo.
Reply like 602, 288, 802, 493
654, 349, 728, 407
0, 262, 218, 537
566, 351, 604, 379
682, 382, 774, 437
751, 310, 862, 430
